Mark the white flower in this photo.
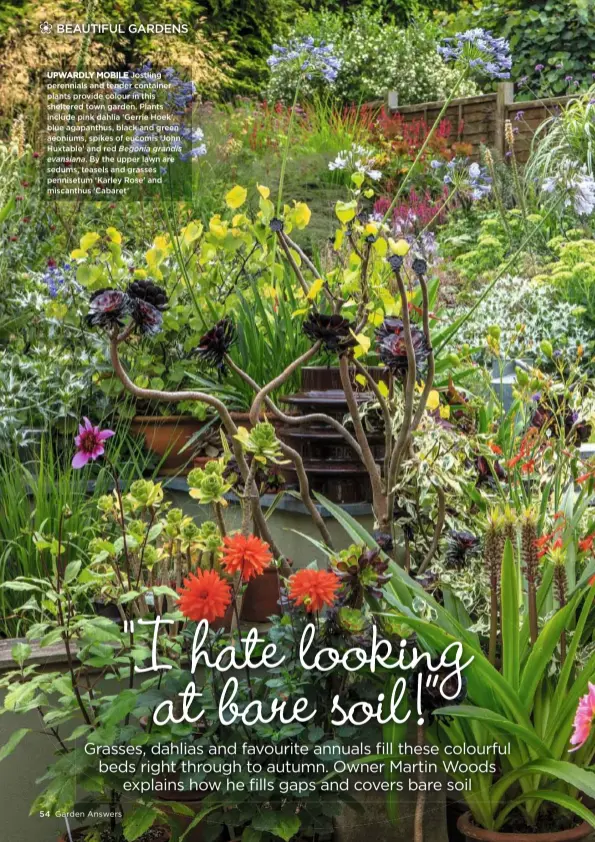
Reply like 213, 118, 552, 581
542, 160, 595, 217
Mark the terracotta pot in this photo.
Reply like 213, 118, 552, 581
130, 415, 208, 474
457, 812, 592, 842
241, 567, 282, 621
58, 826, 170, 842
230, 411, 282, 432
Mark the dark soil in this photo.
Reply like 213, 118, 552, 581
480, 808, 583, 835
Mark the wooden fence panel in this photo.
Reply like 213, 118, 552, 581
370, 84, 572, 164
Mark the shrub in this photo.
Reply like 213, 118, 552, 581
444, 0, 595, 99
267, 9, 479, 105
534, 238, 595, 322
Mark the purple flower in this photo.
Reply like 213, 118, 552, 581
514, 110, 525, 121
535, 64, 544, 71
267, 38, 341, 85
438, 29, 511, 79
72, 418, 114, 469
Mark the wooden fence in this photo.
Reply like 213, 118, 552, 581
381, 83, 571, 163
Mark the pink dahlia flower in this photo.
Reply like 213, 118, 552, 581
569, 682, 595, 752
72, 418, 114, 469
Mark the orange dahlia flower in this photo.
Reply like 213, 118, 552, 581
288, 568, 339, 613
221, 533, 272, 581
177, 568, 231, 623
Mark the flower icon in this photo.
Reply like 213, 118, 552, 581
39, 21, 52, 34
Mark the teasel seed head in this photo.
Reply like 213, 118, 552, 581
505, 119, 515, 149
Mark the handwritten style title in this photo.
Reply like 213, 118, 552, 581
133, 618, 474, 728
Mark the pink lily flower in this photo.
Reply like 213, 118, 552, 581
569, 682, 595, 752
72, 418, 114, 469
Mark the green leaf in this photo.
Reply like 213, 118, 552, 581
0, 728, 29, 763
495, 790, 595, 831
180, 803, 224, 841
492, 760, 595, 807
100, 690, 138, 727
519, 593, 580, 715
271, 814, 301, 841
63, 561, 82, 584
123, 804, 160, 841
11, 642, 31, 667
242, 829, 262, 842
432, 705, 551, 757
501, 539, 519, 690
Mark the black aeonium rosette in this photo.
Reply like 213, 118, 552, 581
445, 530, 481, 569
302, 311, 356, 356
126, 280, 168, 336
85, 288, 130, 329
195, 317, 237, 376
375, 317, 430, 376
334, 547, 391, 606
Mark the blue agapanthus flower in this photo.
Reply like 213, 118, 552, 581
267, 37, 341, 84
432, 158, 492, 201
438, 29, 511, 79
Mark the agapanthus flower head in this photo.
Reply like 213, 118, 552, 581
569, 682, 595, 752
445, 530, 481, 568
329, 144, 382, 181
438, 29, 511, 79
86, 288, 130, 329
195, 318, 236, 375
177, 568, 231, 624
302, 311, 356, 356
288, 568, 340, 613
435, 157, 491, 200
72, 417, 114, 469
542, 160, 595, 217
221, 533, 273, 581
267, 38, 341, 85
127, 279, 168, 336
375, 317, 430, 376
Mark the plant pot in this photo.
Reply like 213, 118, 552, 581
58, 825, 170, 842
230, 411, 282, 432
241, 567, 282, 621
457, 812, 592, 842
130, 415, 208, 474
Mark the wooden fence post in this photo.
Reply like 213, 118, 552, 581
495, 82, 514, 157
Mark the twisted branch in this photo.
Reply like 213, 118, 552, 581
339, 354, 386, 526
109, 334, 281, 557
278, 442, 334, 548
225, 354, 363, 461
249, 341, 321, 426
